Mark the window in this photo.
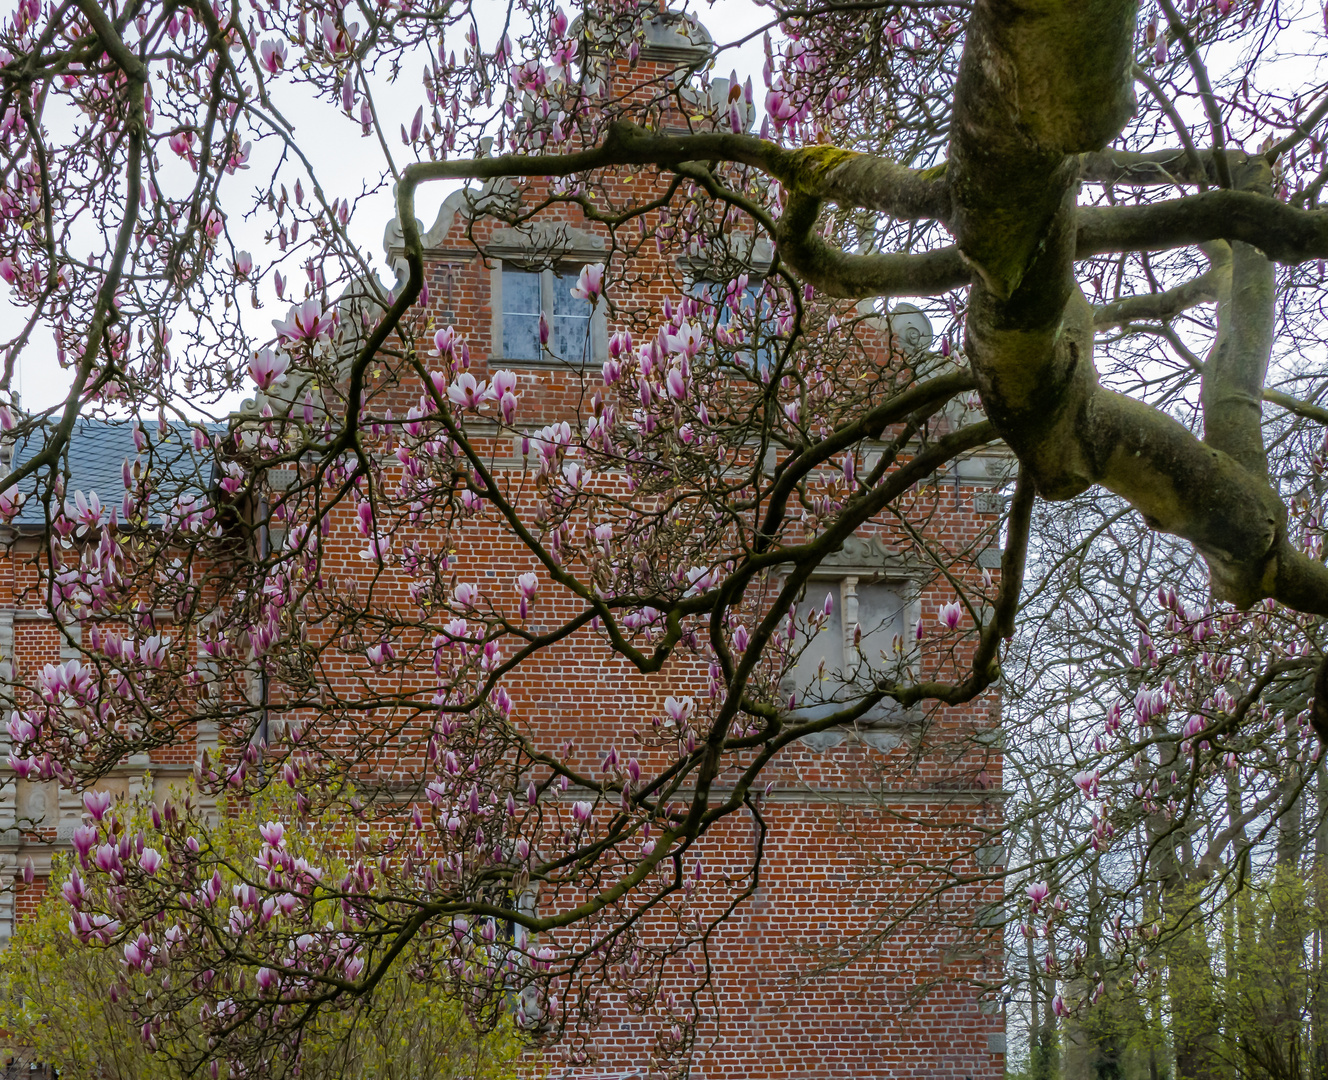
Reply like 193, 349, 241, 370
785, 575, 908, 723
774, 537, 923, 735
501, 267, 542, 361
498, 264, 601, 365
691, 277, 774, 375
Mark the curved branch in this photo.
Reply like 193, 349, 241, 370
774, 190, 970, 297
405, 120, 951, 222
1077, 186, 1328, 263
1156, 0, 1233, 189
1092, 248, 1228, 329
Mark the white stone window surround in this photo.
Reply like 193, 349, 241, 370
486, 224, 609, 369
777, 536, 926, 738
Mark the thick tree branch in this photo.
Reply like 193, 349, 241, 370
1080, 147, 1244, 187
946, 0, 1328, 617
1077, 186, 1328, 263
1092, 247, 1228, 329
405, 120, 951, 222
773, 190, 970, 297
947, 0, 1137, 297
1201, 237, 1273, 477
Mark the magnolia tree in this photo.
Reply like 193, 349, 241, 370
996, 490, 1328, 1080
5, 0, 1328, 1073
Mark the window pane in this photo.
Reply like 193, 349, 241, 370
856, 582, 905, 664
553, 273, 592, 317
552, 270, 592, 362
694, 279, 772, 374
788, 587, 844, 704
502, 268, 541, 360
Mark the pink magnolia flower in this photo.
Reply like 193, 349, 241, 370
168, 130, 194, 160
454, 583, 478, 608
320, 15, 358, 56
249, 347, 290, 391
447, 372, 493, 409
765, 88, 800, 123
938, 602, 963, 630
432, 326, 457, 357
561, 460, 588, 490
272, 300, 336, 344
515, 571, 539, 618
1073, 769, 1100, 798
1026, 881, 1051, 912
83, 789, 112, 822
219, 461, 245, 497
510, 60, 547, 93
0, 256, 18, 284
259, 821, 285, 848
365, 641, 391, 665
139, 847, 162, 875
665, 321, 703, 357
664, 696, 694, 725
571, 800, 593, 824
71, 826, 97, 860
0, 488, 24, 518
492, 369, 518, 398
256, 966, 277, 993
684, 566, 714, 596
570, 263, 604, 303
233, 250, 253, 278
358, 535, 392, 562
259, 38, 287, 73
94, 843, 120, 873
665, 367, 688, 401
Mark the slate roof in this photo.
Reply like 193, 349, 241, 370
6, 419, 223, 528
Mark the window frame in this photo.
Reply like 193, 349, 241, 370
489, 259, 609, 368
777, 537, 925, 738
687, 274, 776, 376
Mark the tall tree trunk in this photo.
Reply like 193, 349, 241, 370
1080, 864, 1124, 1080
1028, 927, 1057, 1080
1149, 724, 1221, 1080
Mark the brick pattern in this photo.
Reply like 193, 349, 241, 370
0, 54, 1007, 1075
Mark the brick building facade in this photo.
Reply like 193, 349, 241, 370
0, 10, 1009, 1078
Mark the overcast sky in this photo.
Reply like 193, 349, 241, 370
1, 0, 771, 418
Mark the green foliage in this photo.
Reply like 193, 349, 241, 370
0, 788, 526, 1080
1218, 865, 1328, 1080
